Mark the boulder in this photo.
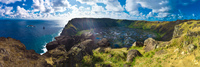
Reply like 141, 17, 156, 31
144, 38, 158, 52
97, 38, 110, 47
126, 49, 142, 62
188, 44, 197, 52
132, 41, 144, 47
173, 25, 183, 38
66, 39, 97, 67
123, 64, 131, 67
46, 41, 59, 51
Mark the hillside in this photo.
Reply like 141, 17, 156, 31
0, 18, 200, 67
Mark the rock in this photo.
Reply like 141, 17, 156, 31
173, 25, 183, 38
188, 44, 197, 52
123, 64, 131, 67
46, 41, 59, 51
126, 49, 142, 62
47, 35, 88, 51
144, 38, 158, 52
0, 37, 6, 41
104, 64, 111, 67
97, 38, 110, 47
0, 37, 49, 67
132, 41, 144, 47
2, 56, 9, 61
183, 41, 189, 47
66, 39, 97, 67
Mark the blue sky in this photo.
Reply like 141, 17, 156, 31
0, 0, 199, 21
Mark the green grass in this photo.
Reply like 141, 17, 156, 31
76, 29, 94, 36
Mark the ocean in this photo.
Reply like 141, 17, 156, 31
0, 20, 67, 54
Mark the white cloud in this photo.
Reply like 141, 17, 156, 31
125, 0, 140, 15
0, 9, 5, 16
0, 0, 22, 4
125, 0, 171, 18
23, 3, 26, 6
76, 0, 124, 12
4, 6, 13, 15
92, 5, 105, 12
52, 0, 70, 8
16, 6, 30, 18
32, 0, 46, 12
104, 0, 124, 11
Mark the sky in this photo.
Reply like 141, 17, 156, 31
0, 0, 200, 21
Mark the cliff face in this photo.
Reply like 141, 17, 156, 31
0, 37, 51, 67
60, 18, 133, 36
1, 18, 200, 67
61, 18, 183, 41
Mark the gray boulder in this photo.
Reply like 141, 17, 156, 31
188, 44, 197, 52
144, 38, 158, 52
97, 38, 110, 47
132, 41, 144, 47
126, 49, 142, 62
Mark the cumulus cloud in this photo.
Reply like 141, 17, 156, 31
52, 0, 70, 12
125, 0, 140, 15
76, 0, 124, 12
0, 0, 22, 4
16, 6, 30, 18
0, 6, 5, 16
4, 6, 13, 15
125, 0, 172, 18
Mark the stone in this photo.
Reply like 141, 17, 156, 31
97, 38, 110, 47
144, 38, 158, 52
123, 64, 131, 67
132, 41, 144, 47
66, 39, 97, 67
46, 41, 59, 51
126, 49, 142, 62
188, 44, 197, 52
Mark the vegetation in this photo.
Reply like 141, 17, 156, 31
79, 20, 200, 67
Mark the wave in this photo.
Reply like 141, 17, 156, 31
40, 29, 63, 55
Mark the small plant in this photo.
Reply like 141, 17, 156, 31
195, 56, 200, 60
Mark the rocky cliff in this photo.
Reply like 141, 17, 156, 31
1, 18, 200, 67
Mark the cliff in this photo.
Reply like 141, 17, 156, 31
0, 37, 51, 67
1, 18, 200, 67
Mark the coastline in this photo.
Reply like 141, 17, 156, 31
40, 29, 63, 55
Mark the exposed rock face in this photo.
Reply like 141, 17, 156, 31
132, 41, 144, 47
173, 25, 183, 38
46, 32, 95, 51
66, 39, 97, 67
0, 37, 50, 67
126, 49, 142, 62
144, 38, 158, 52
46, 41, 59, 51
44, 31, 99, 66
97, 38, 110, 47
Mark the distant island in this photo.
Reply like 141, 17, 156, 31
26, 25, 35, 27
1, 18, 200, 67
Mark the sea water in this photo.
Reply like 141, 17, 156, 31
0, 19, 67, 54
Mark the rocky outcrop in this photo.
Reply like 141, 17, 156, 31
47, 32, 95, 51
132, 41, 144, 47
0, 37, 50, 67
66, 39, 97, 67
173, 25, 183, 38
97, 38, 110, 47
60, 18, 133, 36
126, 49, 142, 62
187, 44, 197, 52
144, 38, 159, 52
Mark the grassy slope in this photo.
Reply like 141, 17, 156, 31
81, 20, 200, 67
